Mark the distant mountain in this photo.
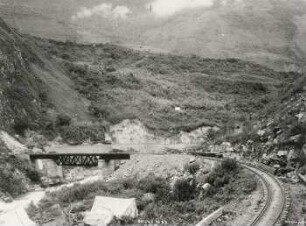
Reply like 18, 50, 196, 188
0, 0, 305, 72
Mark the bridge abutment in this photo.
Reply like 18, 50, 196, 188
33, 159, 64, 185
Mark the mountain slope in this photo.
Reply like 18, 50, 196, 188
31, 37, 300, 135
0, 17, 90, 134
0, 16, 302, 137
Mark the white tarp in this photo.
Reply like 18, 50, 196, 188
84, 196, 138, 226
0, 207, 36, 226
83, 208, 114, 226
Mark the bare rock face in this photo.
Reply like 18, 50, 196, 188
0, 131, 27, 154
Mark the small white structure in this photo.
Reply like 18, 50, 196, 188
0, 207, 36, 226
174, 106, 182, 112
84, 197, 138, 226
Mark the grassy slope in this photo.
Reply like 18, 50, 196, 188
31, 37, 299, 135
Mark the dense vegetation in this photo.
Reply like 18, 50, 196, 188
0, 156, 40, 197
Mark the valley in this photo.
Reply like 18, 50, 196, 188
0, 0, 306, 225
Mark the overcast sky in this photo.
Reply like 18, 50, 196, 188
71, 0, 217, 20
148, 0, 214, 17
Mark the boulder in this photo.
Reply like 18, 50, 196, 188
201, 168, 210, 175
202, 183, 211, 191
189, 157, 196, 163
296, 112, 305, 123
221, 142, 233, 152
196, 173, 209, 184
273, 138, 279, 144
290, 134, 302, 142
257, 130, 265, 136
287, 172, 294, 178
273, 164, 281, 169
277, 150, 288, 158
291, 177, 299, 184
170, 176, 180, 189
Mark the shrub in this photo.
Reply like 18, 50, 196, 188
242, 178, 257, 194
0, 156, 38, 197
206, 159, 238, 190
300, 167, 306, 175
60, 122, 105, 144
105, 66, 116, 72
55, 114, 71, 127
0, 165, 27, 197
137, 174, 171, 202
184, 162, 200, 174
173, 178, 197, 201
221, 158, 238, 172
4, 156, 41, 182
13, 117, 30, 135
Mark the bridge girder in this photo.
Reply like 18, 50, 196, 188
30, 153, 130, 167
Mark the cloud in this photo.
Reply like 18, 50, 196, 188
148, 0, 214, 17
112, 5, 131, 19
72, 3, 131, 20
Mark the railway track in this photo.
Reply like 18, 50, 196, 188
241, 162, 286, 226
190, 155, 287, 226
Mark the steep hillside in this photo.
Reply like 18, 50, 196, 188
0, 17, 90, 134
200, 73, 306, 168
0, 0, 305, 71
0, 15, 302, 138
31, 37, 299, 135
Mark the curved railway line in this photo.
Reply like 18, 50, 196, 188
241, 162, 286, 226
190, 155, 288, 226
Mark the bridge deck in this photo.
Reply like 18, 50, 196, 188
30, 153, 130, 160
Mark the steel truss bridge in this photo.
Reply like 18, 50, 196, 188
29, 153, 130, 167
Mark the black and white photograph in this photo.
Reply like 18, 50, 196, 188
0, 0, 305, 225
